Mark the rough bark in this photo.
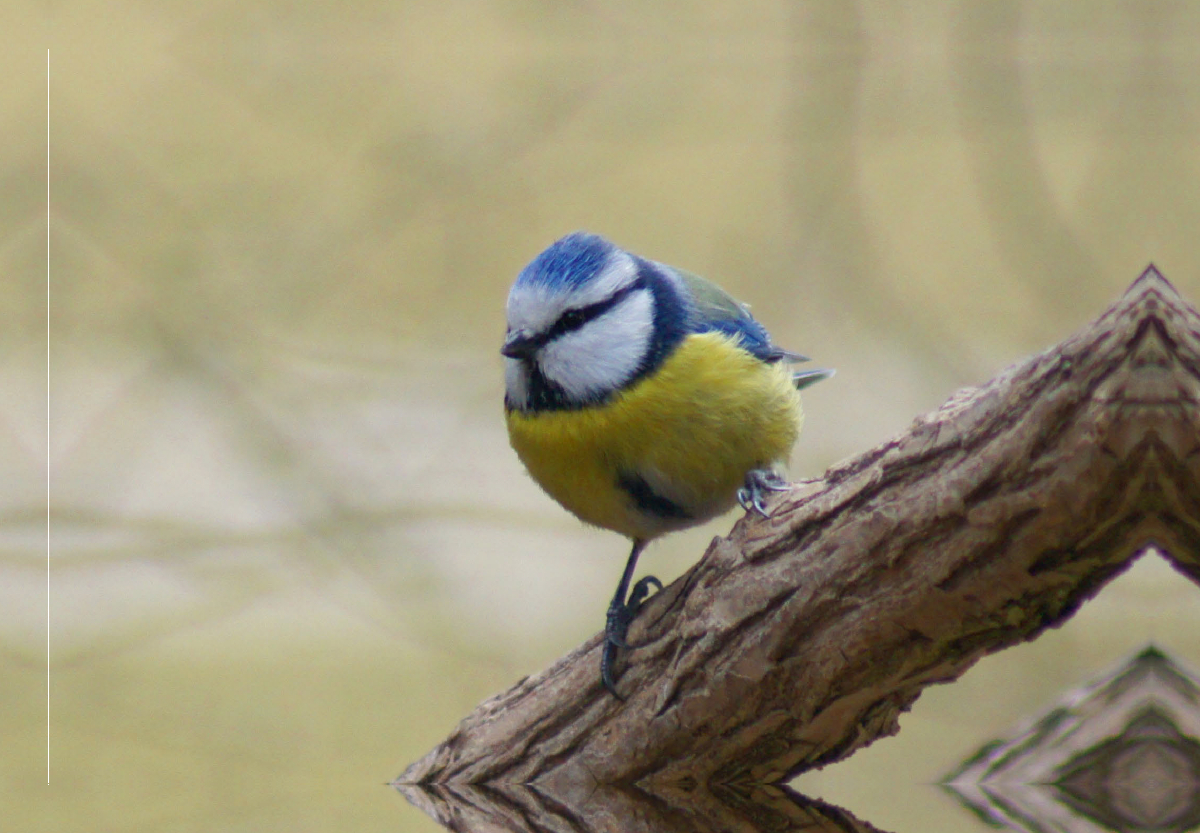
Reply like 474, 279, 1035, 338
398, 268, 1200, 812
401, 782, 886, 833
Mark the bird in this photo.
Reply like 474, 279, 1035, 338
501, 231, 832, 698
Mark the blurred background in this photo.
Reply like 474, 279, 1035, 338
13, 1, 1200, 831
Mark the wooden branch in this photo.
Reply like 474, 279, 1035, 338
398, 268, 1200, 816
400, 781, 888, 833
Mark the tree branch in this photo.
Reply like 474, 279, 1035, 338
398, 267, 1200, 813
401, 781, 889, 833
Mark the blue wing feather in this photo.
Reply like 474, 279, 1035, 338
697, 316, 782, 362
667, 266, 796, 363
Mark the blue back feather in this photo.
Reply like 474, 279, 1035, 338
666, 266, 790, 363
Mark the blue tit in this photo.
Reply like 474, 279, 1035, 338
501, 231, 832, 697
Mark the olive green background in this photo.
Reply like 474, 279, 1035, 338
14, 2, 1200, 831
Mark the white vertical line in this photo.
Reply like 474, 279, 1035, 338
46, 46, 51, 786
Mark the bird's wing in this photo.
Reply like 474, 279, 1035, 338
670, 266, 804, 364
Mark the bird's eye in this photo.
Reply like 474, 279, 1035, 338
558, 308, 587, 330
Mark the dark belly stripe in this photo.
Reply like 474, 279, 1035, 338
616, 472, 692, 520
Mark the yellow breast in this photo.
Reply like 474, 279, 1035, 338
505, 332, 803, 540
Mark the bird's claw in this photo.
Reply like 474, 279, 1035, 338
601, 574, 662, 697
737, 469, 790, 518
628, 575, 663, 611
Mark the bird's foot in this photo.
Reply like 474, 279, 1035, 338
737, 468, 791, 518
601, 575, 663, 698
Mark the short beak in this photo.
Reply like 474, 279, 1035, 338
501, 329, 538, 360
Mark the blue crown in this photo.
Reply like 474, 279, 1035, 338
516, 232, 615, 291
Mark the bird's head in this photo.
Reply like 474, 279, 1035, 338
503, 232, 682, 412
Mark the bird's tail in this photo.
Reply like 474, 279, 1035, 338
792, 367, 835, 390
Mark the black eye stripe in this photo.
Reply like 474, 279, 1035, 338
544, 280, 645, 342
513, 257, 687, 413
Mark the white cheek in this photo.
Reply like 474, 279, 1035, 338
539, 290, 655, 400
504, 358, 529, 409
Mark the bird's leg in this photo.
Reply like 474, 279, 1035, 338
737, 468, 791, 518
601, 539, 660, 698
